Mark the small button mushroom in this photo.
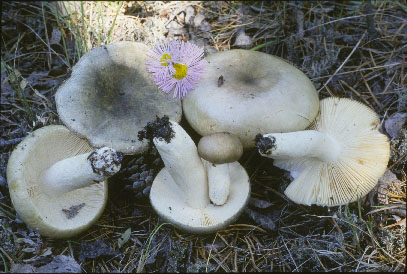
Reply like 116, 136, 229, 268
6, 125, 123, 238
255, 97, 390, 206
141, 117, 250, 234
55, 41, 182, 155
183, 49, 320, 148
198, 132, 243, 205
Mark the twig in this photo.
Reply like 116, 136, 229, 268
0, 246, 13, 264
360, 72, 382, 109
339, 79, 374, 109
311, 62, 402, 80
312, 215, 406, 267
7, 15, 70, 67
355, 246, 370, 272
206, 232, 218, 272
245, 236, 261, 271
306, 239, 327, 272
318, 32, 366, 93
214, 250, 233, 272
41, 2, 52, 70
281, 238, 297, 270
381, 73, 396, 94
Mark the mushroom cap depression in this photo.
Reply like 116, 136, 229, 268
7, 125, 107, 238
150, 161, 250, 234
55, 41, 182, 155
182, 49, 319, 148
198, 132, 243, 164
277, 97, 390, 206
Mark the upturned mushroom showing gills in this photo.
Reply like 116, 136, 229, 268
138, 117, 250, 233
6, 125, 123, 238
255, 97, 390, 207
55, 41, 182, 155
182, 49, 320, 148
198, 132, 243, 206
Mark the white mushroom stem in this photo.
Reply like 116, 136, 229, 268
40, 147, 121, 197
203, 161, 230, 206
259, 130, 341, 162
153, 121, 209, 209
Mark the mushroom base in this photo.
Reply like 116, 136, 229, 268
150, 161, 250, 234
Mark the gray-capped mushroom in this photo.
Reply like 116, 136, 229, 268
183, 49, 319, 148
55, 41, 182, 155
6, 125, 122, 238
198, 132, 243, 205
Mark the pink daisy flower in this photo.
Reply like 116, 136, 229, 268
146, 39, 207, 99
146, 39, 177, 81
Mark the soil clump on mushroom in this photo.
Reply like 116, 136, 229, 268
255, 134, 276, 155
138, 115, 175, 145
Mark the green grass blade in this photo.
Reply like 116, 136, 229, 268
250, 40, 279, 51
137, 222, 171, 272
395, 1, 407, 13
80, 1, 89, 53
107, 1, 123, 44
0, 252, 8, 273
50, 2, 71, 68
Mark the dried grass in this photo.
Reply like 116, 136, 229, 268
1, 1, 406, 272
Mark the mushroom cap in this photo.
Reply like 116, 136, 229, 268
198, 132, 243, 164
277, 97, 390, 206
6, 125, 107, 238
182, 49, 319, 148
150, 161, 250, 234
55, 41, 182, 155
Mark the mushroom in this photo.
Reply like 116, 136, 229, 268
182, 49, 319, 148
140, 117, 250, 233
255, 97, 390, 206
6, 125, 123, 238
197, 132, 243, 205
55, 41, 182, 155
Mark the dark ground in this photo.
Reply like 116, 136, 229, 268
1, 1, 406, 272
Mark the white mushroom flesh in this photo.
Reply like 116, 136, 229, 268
260, 130, 341, 163
153, 121, 209, 209
150, 161, 250, 233
150, 123, 251, 233
40, 147, 121, 197
202, 160, 230, 205
197, 132, 243, 206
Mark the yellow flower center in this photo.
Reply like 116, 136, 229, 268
160, 53, 172, 66
173, 63, 188, 80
